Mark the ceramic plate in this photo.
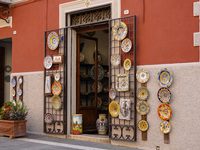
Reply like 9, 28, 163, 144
138, 120, 149, 132
80, 52, 85, 62
11, 100, 16, 106
157, 68, 173, 87
157, 87, 171, 103
52, 82, 62, 95
109, 101, 120, 117
54, 73, 60, 81
116, 74, 129, 91
11, 77, 16, 87
136, 87, 149, 101
44, 113, 53, 124
113, 22, 128, 41
5, 75, 10, 82
52, 95, 62, 110
92, 97, 102, 108
136, 101, 150, 115
109, 88, 116, 100
18, 88, 23, 96
158, 103, 172, 120
92, 81, 103, 93
47, 31, 59, 50
11, 89, 15, 96
44, 55, 53, 69
123, 58, 131, 71
136, 68, 149, 83
90, 65, 104, 81
111, 54, 120, 66
160, 120, 171, 134
121, 38, 132, 53
17, 100, 23, 109
18, 76, 23, 84
93, 51, 103, 63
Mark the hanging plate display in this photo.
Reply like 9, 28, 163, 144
92, 97, 102, 108
160, 120, 171, 134
123, 58, 131, 71
109, 101, 120, 117
157, 68, 173, 87
11, 100, 16, 106
121, 38, 132, 53
90, 65, 104, 81
52, 95, 62, 110
44, 113, 53, 124
109, 88, 116, 100
11, 89, 15, 96
52, 82, 62, 95
18, 88, 23, 96
93, 51, 103, 63
136, 68, 149, 83
116, 74, 129, 91
80, 52, 85, 62
136, 87, 149, 101
92, 81, 103, 93
136, 101, 150, 115
44, 55, 53, 69
157, 87, 171, 103
138, 120, 149, 132
17, 100, 23, 109
47, 31, 59, 50
54, 73, 60, 81
18, 76, 23, 85
11, 77, 16, 87
158, 103, 172, 120
111, 54, 120, 66
113, 22, 128, 41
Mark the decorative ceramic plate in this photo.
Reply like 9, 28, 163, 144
109, 101, 120, 117
113, 22, 128, 41
11, 100, 16, 106
138, 120, 149, 132
44, 55, 53, 69
136, 101, 150, 115
18, 88, 23, 96
90, 65, 104, 81
80, 52, 85, 62
111, 54, 120, 66
160, 120, 171, 134
54, 73, 60, 81
109, 88, 116, 100
17, 100, 23, 109
52, 95, 62, 110
44, 113, 53, 124
136, 68, 149, 83
92, 97, 102, 108
11, 77, 16, 87
116, 74, 129, 91
11, 89, 15, 96
93, 51, 103, 63
5, 75, 10, 82
52, 82, 62, 95
5, 65, 11, 72
137, 87, 149, 101
121, 38, 132, 53
157, 87, 171, 103
18, 76, 23, 84
157, 68, 173, 87
47, 31, 59, 50
158, 103, 172, 120
92, 81, 103, 93
123, 58, 131, 71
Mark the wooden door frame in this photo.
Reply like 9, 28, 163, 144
0, 47, 5, 108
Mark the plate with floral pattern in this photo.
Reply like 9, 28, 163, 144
160, 120, 171, 134
158, 103, 172, 120
136, 68, 149, 83
44, 55, 53, 69
157, 68, 173, 87
116, 74, 129, 91
11, 77, 17, 87
44, 113, 53, 124
18, 88, 23, 96
123, 58, 131, 71
138, 120, 149, 132
92, 81, 103, 93
109, 101, 120, 117
157, 87, 171, 103
137, 87, 149, 101
52, 82, 62, 95
18, 76, 23, 85
113, 22, 128, 41
47, 31, 59, 50
136, 101, 150, 115
11, 89, 16, 96
54, 73, 60, 81
111, 54, 120, 66
121, 38, 132, 53
109, 88, 116, 100
52, 95, 62, 110
90, 65, 104, 81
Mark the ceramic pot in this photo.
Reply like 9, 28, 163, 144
96, 114, 108, 134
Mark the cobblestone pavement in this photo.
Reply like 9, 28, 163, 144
0, 133, 141, 150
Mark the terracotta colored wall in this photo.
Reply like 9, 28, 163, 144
121, 0, 199, 65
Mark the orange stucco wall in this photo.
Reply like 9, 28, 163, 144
0, 0, 199, 72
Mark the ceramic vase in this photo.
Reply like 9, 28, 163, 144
96, 114, 108, 134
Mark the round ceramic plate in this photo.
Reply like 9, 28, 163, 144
5, 65, 11, 72
11, 100, 16, 106
158, 103, 172, 120
93, 97, 102, 108
113, 22, 128, 41
136, 101, 150, 115
160, 120, 171, 134
11, 89, 15, 96
80, 52, 85, 62
93, 51, 103, 63
136, 68, 149, 83
136, 87, 149, 101
44, 113, 53, 124
44, 55, 53, 69
5, 75, 10, 82
54, 73, 60, 81
157, 87, 171, 103
17, 100, 23, 109
47, 31, 59, 50
52, 95, 62, 110
52, 82, 62, 95
157, 68, 173, 87
109, 88, 116, 100
138, 120, 149, 132
111, 54, 120, 66
121, 38, 132, 53
11, 77, 16, 87
109, 101, 120, 117
90, 65, 104, 81
18, 76, 23, 84
92, 81, 103, 93
123, 58, 131, 71
18, 88, 23, 96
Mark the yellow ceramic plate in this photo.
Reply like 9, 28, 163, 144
52, 82, 62, 95
160, 120, 171, 134
11, 89, 15, 96
17, 100, 23, 109
136, 68, 149, 83
123, 58, 131, 71
52, 95, 62, 110
138, 120, 149, 132
47, 31, 59, 50
109, 101, 120, 117
157, 68, 173, 87
136, 87, 149, 101
136, 101, 150, 115
113, 22, 128, 41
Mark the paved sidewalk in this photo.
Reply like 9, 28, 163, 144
0, 133, 141, 150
